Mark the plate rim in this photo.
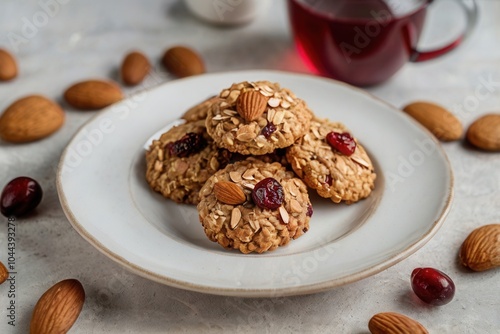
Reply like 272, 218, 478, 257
56, 69, 454, 297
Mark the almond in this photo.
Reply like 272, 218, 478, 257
64, 79, 123, 110
466, 114, 500, 151
402, 101, 463, 141
162, 46, 205, 78
0, 95, 65, 143
368, 312, 428, 334
237, 90, 268, 121
0, 261, 8, 285
460, 224, 500, 271
30, 279, 85, 334
213, 181, 246, 205
0, 49, 18, 81
120, 51, 151, 86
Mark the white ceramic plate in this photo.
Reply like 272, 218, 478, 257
57, 70, 453, 297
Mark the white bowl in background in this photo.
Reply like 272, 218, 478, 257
183, 0, 271, 25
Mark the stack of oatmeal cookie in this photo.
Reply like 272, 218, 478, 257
146, 81, 376, 253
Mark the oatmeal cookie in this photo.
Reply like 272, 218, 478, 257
286, 118, 376, 204
146, 120, 232, 204
181, 96, 220, 122
198, 158, 313, 254
206, 81, 313, 155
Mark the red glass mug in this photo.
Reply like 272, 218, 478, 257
288, 0, 478, 86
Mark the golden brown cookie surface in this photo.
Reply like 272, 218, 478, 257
206, 81, 313, 155
197, 158, 312, 254
286, 118, 376, 204
146, 120, 232, 204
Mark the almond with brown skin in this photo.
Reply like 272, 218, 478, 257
120, 51, 151, 86
0, 261, 8, 285
214, 181, 246, 205
466, 114, 500, 151
460, 224, 500, 271
369, 312, 428, 334
162, 46, 205, 78
64, 79, 123, 110
402, 101, 463, 141
0, 49, 18, 81
237, 90, 268, 121
30, 279, 85, 334
0, 95, 65, 143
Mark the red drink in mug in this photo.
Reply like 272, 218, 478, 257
288, 0, 478, 86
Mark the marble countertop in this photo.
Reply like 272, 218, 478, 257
1, 0, 499, 333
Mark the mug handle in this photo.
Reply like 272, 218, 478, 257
410, 0, 478, 62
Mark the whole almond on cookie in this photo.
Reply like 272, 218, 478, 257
460, 224, 500, 271
0, 49, 18, 81
237, 90, 268, 121
30, 279, 85, 334
120, 51, 151, 86
466, 114, 500, 151
64, 79, 123, 110
214, 181, 246, 205
162, 46, 205, 78
0, 95, 65, 143
0, 261, 8, 285
369, 312, 428, 334
402, 101, 463, 141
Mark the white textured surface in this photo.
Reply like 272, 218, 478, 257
0, 0, 499, 333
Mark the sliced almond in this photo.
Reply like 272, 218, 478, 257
237, 90, 268, 122
351, 154, 371, 169
249, 219, 260, 232
280, 100, 291, 109
213, 181, 246, 205
289, 199, 302, 213
268, 98, 280, 108
229, 171, 242, 183
242, 182, 255, 190
279, 207, 289, 224
242, 168, 256, 180
230, 208, 241, 229
273, 110, 285, 125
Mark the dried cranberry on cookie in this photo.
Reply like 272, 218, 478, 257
146, 120, 232, 204
206, 81, 313, 155
286, 118, 376, 204
197, 158, 313, 254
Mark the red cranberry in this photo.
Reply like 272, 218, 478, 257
324, 175, 333, 186
306, 204, 313, 217
1, 177, 43, 217
251, 178, 284, 210
261, 122, 277, 139
326, 132, 356, 156
411, 267, 455, 306
167, 132, 207, 157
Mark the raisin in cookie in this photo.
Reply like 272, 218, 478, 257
181, 96, 220, 122
146, 120, 232, 204
286, 118, 376, 204
206, 81, 313, 155
197, 158, 312, 254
